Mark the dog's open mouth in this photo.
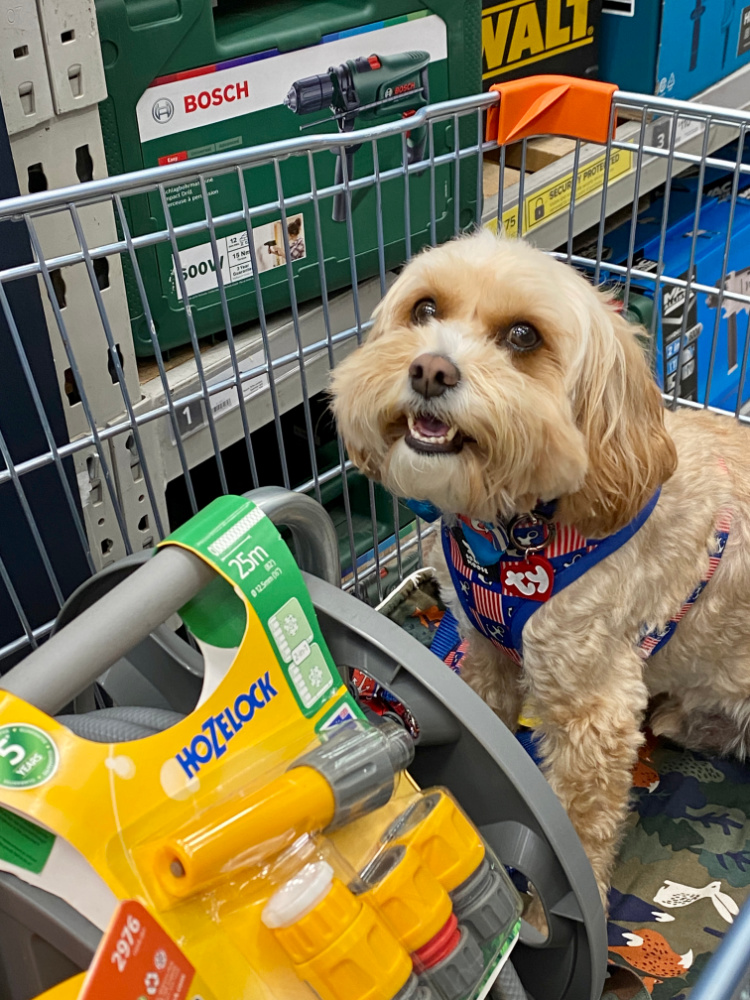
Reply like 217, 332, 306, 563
405, 413, 464, 455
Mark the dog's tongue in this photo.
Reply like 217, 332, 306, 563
413, 414, 450, 438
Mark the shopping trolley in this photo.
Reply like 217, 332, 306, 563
2, 74, 750, 999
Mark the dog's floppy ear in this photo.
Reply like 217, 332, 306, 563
562, 299, 677, 537
328, 364, 384, 483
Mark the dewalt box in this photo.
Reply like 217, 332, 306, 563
481, 0, 601, 90
94, 1, 481, 356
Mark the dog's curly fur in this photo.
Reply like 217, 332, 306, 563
330, 230, 750, 905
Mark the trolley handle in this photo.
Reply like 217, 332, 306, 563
0, 488, 340, 716
485, 75, 618, 148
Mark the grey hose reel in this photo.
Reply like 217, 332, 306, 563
0, 487, 606, 1000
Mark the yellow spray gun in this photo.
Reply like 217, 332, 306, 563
155, 720, 414, 899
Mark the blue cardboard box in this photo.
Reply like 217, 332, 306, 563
584, 146, 750, 411
617, 190, 750, 410
600, 0, 750, 100
641, 190, 750, 410
589, 150, 750, 267
580, 172, 726, 268
576, 174, 722, 350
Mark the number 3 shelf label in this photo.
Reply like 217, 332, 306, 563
80, 900, 197, 1000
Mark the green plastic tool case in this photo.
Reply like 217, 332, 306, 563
95, 0, 481, 356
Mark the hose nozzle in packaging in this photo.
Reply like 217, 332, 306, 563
157, 720, 414, 899
383, 791, 522, 954
262, 860, 428, 1000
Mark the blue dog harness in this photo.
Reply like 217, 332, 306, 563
407, 493, 731, 663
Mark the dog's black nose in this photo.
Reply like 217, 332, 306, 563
409, 353, 460, 399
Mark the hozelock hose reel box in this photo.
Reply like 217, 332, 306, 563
94, 0, 481, 356
0, 495, 522, 1000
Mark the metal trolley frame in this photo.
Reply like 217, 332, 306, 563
2, 75, 750, 999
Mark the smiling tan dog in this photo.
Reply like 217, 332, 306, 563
330, 230, 750, 906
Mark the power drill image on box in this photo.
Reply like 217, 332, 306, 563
285, 51, 431, 222
690, 0, 707, 72
722, 0, 739, 68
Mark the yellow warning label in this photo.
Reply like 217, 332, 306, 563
485, 148, 634, 237
485, 207, 520, 237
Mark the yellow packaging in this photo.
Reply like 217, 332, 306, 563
0, 496, 416, 999
0, 495, 521, 1000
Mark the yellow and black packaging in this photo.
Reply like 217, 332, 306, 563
482, 0, 602, 89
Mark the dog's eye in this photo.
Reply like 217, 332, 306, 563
506, 323, 542, 352
412, 298, 438, 324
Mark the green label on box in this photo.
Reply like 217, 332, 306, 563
0, 805, 55, 873
162, 496, 362, 722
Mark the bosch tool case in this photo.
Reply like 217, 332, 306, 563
95, 0, 481, 355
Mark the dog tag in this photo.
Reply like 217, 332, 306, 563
501, 557, 554, 602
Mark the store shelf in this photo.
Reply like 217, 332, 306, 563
482, 62, 750, 249
82, 64, 750, 540
129, 63, 750, 501
135, 277, 385, 488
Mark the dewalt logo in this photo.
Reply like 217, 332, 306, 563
483, 0, 595, 80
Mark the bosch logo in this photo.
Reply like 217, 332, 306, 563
184, 81, 249, 113
384, 87, 393, 99
394, 82, 416, 95
152, 98, 174, 123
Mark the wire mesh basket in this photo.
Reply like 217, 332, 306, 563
3, 72, 750, 1000
1, 76, 750, 666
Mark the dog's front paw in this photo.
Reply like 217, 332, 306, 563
651, 697, 742, 757
649, 695, 686, 743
